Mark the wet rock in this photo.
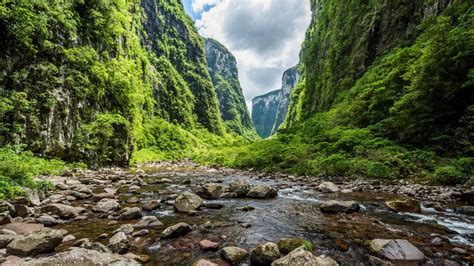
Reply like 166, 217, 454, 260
2, 222, 43, 235
7, 228, 66, 256
74, 238, 111, 253
369, 239, 425, 264
195, 259, 218, 266
142, 200, 160, 211
277, 238, 314, 254
460, 189, 474, 205
12, 204, 33, 218
93, 198, 120, 213
0, 212, 12, 225
0, 235, 16, 248
272, 246, 338, 266
36, 214, 60, 227
21, 247, 139, 265
40, 204, 79, 219
247, 185, 278, 199
229, 179, 251, 197
251, 242, 280, 265
456, 206, 474, 216
385, 198, 421, 213
131, 229, 149, 237
320, 200, 360, 214
318, 182, 339, 193
199, 239, 219, 251
221, 246, 248, 265
108, 232, 129, 254
220, 192, 238, 198
134, 216, 163, 229
161, 222, 192, 239
118, 207, 142, 220
238, 206, 255, 211
202, 202, 224, 209
199, 183, 223, 199
174, 192, 203, 212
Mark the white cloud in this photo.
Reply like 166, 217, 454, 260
191, 0, 222, 12
193, 0, 311, 111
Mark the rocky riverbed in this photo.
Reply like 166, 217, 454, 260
0, 161, 473, 265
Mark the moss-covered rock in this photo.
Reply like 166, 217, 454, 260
277, 238, 314, 254
385, 198, 421, 213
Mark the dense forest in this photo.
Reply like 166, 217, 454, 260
0, 0, 472, 265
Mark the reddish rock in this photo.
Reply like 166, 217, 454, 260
199, 239, 219, 251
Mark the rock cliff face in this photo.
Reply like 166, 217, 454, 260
204, 38, 256, 138
0, 0, 223, 165
252, 67, 298, 138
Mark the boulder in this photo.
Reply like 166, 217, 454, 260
221, 246, 249, 265
247, 186, 278, 199
161, 222, 192, 239
118, 207, 142, 220
113, 224, 135, 235
277, 238, 314, 254
37, 214, 60, 227
174, 192, 203, 212
131, 229, 149, 237
251, 242, 280, 265
142, 200, 160, 211
229, 179, 251, 197
7, 228, 66, 256
319, 200, 360, 214
0, 211, 12, 225
271, 247, 338, 266
385, 198, 421, 213
12, 204, 33, 218
21, 247, 139, 265
40, 204, 79, 219
369, 239, 425, 264
199, 183, 223, 199
93, 199, 120, 213
195, 259, 218, 266
134, 216, 163, 229
318, 182, 339, 193
107, 232, 129, 254
0, 234, 16, 248
460, 189, 474, 205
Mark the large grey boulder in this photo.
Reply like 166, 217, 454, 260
6, 228, 66, 256
251, 242, 280, 265
229, 179, 251, 197
247, 185, 278, 199
369, 239, 425, 264
40, 204, 79, 219
319, 200, 360, 214
272, 247, 338, 266
22, 247, 140, 265
317, 182, 339, 193
108, 232, 129, 254
160, 222, 192, 239
174, 192, 203, 212
198, 183, 223, 199
0, 234, 16, 248
93, 198, 120, 213
118, 207, 142, 220
221, 246, 249, 265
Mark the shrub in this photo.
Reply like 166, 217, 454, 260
432, 166, 467, 185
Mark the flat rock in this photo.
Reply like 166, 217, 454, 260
93, 199, 120, 213
320, 200, 360, 214
161, 222, 192, 239
385, 198, 421, 213
195, 259, 218, 266
199, 239, 219, 251
40, 204, 79, 219
134, 216, 163, 229
7, 228, 66, 256
369, 239, 425, 263
2, 222, 43, 235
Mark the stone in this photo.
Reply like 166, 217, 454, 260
457, 206, 474, 216
12, 204, 33, 218
92, 193, 115, 202
118, 207, 142, 220
238, 206, 255, 211
131, 229, 149, 237
199, 239, 219, 251
127, 197, 140, 204
385, 198, 421, 213
221, 246, 248, 265
174, 192, 203, 212
113, 224, 135, 235
142, 200, 160, 211
108, 232, 129, 254
37, 214, 60, 227
229, 179, 251, 197
21, 247, 140, 265
460, 189, 474, 205
251, 242, 280, 265
74, 238, 111, 253
0, 235, 16, 249
195, 259, 218, 266
40, 204, 79, 219
124, 252, 150, 263
271, 247, 338, 266
451, 247, 466, 254
202, 202, 224, 209
93, 198, 120, 213
161, 222, 192, 239
134, 216, 163, 229
318, 182, 339, 193
22, 188, 41, 206
7, 228, 66, 256
247, 185, 278, 199
199, 183, 223, 199
2, 222, 43, 235
0, 212, 12, 225
369, 239, 425, 263
431, 237, 444, 246
62, 234, 75, 242
277, 238, 314, 254
319, 200, 360, 214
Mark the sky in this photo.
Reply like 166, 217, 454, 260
182, 0, 311, 112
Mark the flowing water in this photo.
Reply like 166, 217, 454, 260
55, 166, 474, 265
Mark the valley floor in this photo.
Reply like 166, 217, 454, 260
0, 162, 472, 265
